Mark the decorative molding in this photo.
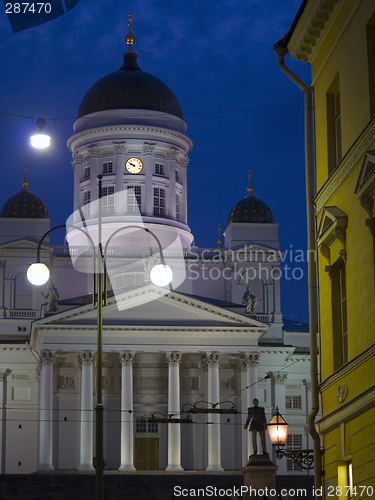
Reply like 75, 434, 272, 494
179, 157, 189, 167
316, 206, 348, 275
319, 342, 375, 392
120, 351, 135, 367
315, 116, 375, 214
113, 142, 126, 154
12, 373, 31, 380
57, 375, 76, 390
79, 351, 95, 367
143, 143, 155, 155
68, 126, 193, 153
302, 379, 312, 391
220, 377, 235, 390
335, 383, 348, 404
102, 376, 113, 390
40, 350, 55, 366
271, 372, 288, 385
166, 148, 178, 159
239, 352, 261, 369
88, 146, 100, 158
134, 376, 168, 391
318, 385, 375, 435
166, 351, 182, 366
181, 376, 200, 391
204, 351, 222, 366
0, 369, 11, 381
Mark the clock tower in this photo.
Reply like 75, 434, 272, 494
67, 14, 194, 252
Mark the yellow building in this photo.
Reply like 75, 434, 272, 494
275, 0, 375, 495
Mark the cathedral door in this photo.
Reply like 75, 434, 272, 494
135, 437, 159, 470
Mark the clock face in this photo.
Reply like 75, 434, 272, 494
126, 157, 143, 174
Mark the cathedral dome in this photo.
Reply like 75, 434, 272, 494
77, 48, 183, 120
227, 172, 274, 225
0, 168, 48, 219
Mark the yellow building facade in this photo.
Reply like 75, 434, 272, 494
277, 0, 375, 495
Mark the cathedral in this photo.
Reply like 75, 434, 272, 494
0, 17, 313, 476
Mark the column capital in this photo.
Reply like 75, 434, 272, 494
203, 351, 222, 367
166, 351, 182, 366
0, 369, 11, 381
79, 351, 95, 366
120, 351, 135, 366
270, 371, 288, 385
40, 350, 55, 366
239, 352, 260, 369
302, 379, 311, 390
113, 142, 126, 155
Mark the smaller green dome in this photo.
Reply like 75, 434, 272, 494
1, 191, 48, 219
1, 166, 48, 219
227, 171, 274, 225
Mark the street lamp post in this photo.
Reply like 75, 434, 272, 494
267, 407, 314, 470
28, 176, 173, 500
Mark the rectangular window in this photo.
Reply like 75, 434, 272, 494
286, 434, 302, 471
83, 191, 90, 217
135, 419, 158, 434
154, 188, 165, 216
155, 163, 164, 175
127, 185, 141, 213
285, 396, 302, 409
176, 195, 180, 220
83, 166, 90, 180
175, 169, 180, 183
136, 419, 147, 434
103, 161, 113, 174
101, 186, 115, 214
327, 76, 342, 175
331, 258, 348, 369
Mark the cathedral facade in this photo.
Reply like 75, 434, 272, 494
0, 20, 313, 476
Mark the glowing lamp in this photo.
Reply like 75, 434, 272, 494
150, 263, 173, 287
30, 118, 51, 149
27, 262, 50, 286
267, 407, 289, 447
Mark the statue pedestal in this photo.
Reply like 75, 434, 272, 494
241, 454, 278, 499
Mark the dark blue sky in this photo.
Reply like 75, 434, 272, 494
0, 0, 312, 322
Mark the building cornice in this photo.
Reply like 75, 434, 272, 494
288, 0, 343, 64
315, 114, 375, 214
68, 125, 193, 153
317, 384, 375, 435
319, 342, 375, 391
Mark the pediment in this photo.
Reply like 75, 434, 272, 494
355, 150, 375, 196
0, 238, 51, 252
31, 284, 268, 353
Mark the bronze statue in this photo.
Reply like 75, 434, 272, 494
244, 398, 268, 455
242, 286, 258, 315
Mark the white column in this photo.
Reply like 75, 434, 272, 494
144, 147, 155, 216
166, 351, 183, 471
38, 350, 55, 471
205, 352, 223, 471
114, 143, 126, 214
240, 352, 260, 463
78, 351, 95, 471
119, 351, 136, 471
0, 369, 11, 474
